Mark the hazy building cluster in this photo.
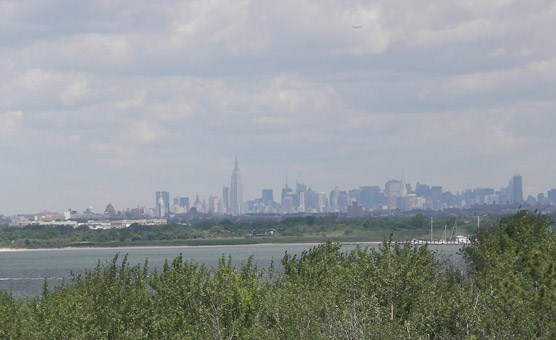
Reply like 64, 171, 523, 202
160, 158, 244, 217
4, 161, 556, 227
150, 162, 555, 218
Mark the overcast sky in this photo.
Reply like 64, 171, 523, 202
1, 0, 556, 214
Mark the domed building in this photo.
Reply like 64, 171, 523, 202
104, 203, 116, 216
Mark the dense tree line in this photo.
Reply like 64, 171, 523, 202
0, 211, 554, 338
0, 215, 480, 247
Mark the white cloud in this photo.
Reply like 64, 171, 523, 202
89, 142, 128, 167
526, 56, 556, 76
480, 115, 527, 155
148, 97, 194, 121
441, 55, 556, 96
59, 74, 91, 105
1, 0, 556, 213
15, 34, 133, 72
246, 76, 340, 123
0, 111, 23, 140
170, 0, 255, 55
455, 0, 515, 12
486, 47, 508, 57
413, 18, 503, 45
127, 120, 170, 144
18, 68, 54, 91
163, 0, 393, 59
0, 68, 95, 110
114, 90, 147, 110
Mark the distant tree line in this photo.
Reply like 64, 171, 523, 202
0, 211, 554, 338
0, 215, 483, 248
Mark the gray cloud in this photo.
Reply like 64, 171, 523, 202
0, 0, 555, 214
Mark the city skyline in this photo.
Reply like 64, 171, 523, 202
1, 1, 556, 215
152, 173, 550, 215
4, 166, 556, 216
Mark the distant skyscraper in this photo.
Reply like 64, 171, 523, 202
298, 191, 306, 212
193, 195, 203, 213
208, 196, 219, 214
262, 189, 274, 206
282, 193, 294, 214
385, 180, 403, 210
360, 186, 380, 211
349, 188, 361, 205
548, 189, 556, 205
347, 201, 364, 217
509, 175, 524, 204
222, 186, 230, 212
498, 187, 509, 206
431, 186, 443, 209
281, 187, 293, 206
337, 191, 349, 212
329, 188, 339, 211
296, 182, 307, 194
316, 192, 326, 213
230, 157, 243, 215
178, 197, 190, 209
281, 184, 294, 214
155, 191, 170, 217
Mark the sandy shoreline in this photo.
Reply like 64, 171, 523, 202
0, 241, 382, 252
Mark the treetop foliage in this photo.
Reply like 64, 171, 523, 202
0, 211, 554, 338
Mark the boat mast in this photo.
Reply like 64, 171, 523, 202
451, 217, 458, 243
430, 217, 433, 243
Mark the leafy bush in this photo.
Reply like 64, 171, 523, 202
0, 211, 553, 338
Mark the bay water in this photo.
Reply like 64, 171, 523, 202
0, 243, 464, 299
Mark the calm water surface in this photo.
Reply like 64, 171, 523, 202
0, 243, 464, 298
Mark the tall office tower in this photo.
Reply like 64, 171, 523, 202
282, 193, 294, 214
316, 192, 326, 213
296, 182, 307, 194
217, 198, 225, 214
498, 188, 509, 206
208, 196, 219, 214
537, 193, 548, 205
295, 182, 307, 208
415, 183, 431, 201
178, 197, 190, 210
298, 191, 306, 212
193, 195, 203, 213
337, 191, 349, 212
360, 186, 380, 211
547, 189, 556, 204
172, 197, 184, 214
281, 191, 294, 213
155, 191, 170, 218
385, 180, 403, 210
509, 175, 524, 204
230, 157, 243, 215
262, 189, 274, 206
222, 187, 230, 212
349, 188, 361, 205
158, 197, 165, 218
430, 186, 443, 210
329, 188, 339, 211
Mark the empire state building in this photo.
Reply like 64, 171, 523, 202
230, 157, 243, 215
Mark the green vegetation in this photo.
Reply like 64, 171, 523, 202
0, 215, 481, 248
0, 211, 554, 338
